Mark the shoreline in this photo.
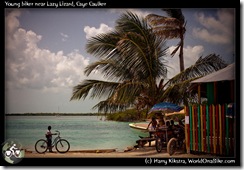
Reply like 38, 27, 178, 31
24, 142, 214, 158
24, 147, 213, 158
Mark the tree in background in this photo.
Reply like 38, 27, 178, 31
71, 11, 227, 118
146, 9, 186, 72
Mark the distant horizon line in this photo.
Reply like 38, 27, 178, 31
5, 112, 106, 116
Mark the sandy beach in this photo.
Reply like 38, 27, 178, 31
24, 143, 212, 158
15, 142, 227, 167
25, 148, 210, 158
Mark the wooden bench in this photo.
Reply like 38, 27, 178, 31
136, 137, 155, 147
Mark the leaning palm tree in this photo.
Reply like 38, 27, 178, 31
146, 9, 186, 72
71, 11, 228, 117
70, 11, 169, 113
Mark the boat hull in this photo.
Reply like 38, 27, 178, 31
129, 123, 149, 131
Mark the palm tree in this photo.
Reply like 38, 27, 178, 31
160, 54, 228, 105
70, 11, 227, 118
146, 9, 186, 72
70, 11, 168, 113
132, 54, 227, 116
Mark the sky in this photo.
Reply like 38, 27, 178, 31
4, 7, 237, 114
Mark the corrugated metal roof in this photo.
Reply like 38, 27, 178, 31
191, 63, 235, 83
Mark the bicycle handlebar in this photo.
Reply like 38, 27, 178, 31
55, 130, 60, 136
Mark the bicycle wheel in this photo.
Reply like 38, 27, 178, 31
167, 137, 177, 156
155, 137, 163, 153
5, 150, 12, 158
55, 139, 70, 153
35, 139, 48, 154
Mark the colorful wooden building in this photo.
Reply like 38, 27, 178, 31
185, 63, 236, 156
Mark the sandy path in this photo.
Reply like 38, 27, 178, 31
24, 146, 212, 158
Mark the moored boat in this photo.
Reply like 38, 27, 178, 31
129, 122, 149, 131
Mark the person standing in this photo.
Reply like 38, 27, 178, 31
147, 117, 158, 131
46, 126, 57, 152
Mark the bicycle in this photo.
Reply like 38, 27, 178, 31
154, 127, 173, 153
167, 127, 186, 156
35, 130, 70, 154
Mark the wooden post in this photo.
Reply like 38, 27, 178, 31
195, 106, 198, 151
198, 84, 201, 104
189, 106, 193, 151
216, 104, 219, 154
219, 104, 222, 155
192, 106, 196, 151
213, 105, 216, 154
210, 105, 213, 153
206, 105, 210, 153
185, 106, 190, 154
200, 105, 204, 152
222, 104, 226, 155
198, 105, 201, 151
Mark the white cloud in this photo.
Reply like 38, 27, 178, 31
60, 32, 69, 42
166, 45, 204, 79
5, 10, 90, 93
193, 9, 234, 44
60, 32, 69, 38
84, 23, 113, 39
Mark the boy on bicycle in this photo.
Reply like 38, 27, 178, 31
46, 126, 57, 152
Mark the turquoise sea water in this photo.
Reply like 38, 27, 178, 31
5, 116, 148, 152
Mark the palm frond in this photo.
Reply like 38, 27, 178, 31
116, 11, 149, 36
161, 78, 198, 104
84, 59, 116, 76
84, 59, 124, 81
170, 41, 181, 57
146, 14, 181, 27
166, 54, 228, 86
92, 100, 131, 113
86, 31, 121, 58
114, 81, 146, 103
152, 27, 182, 39
162, 9, 185, 24
146, 8, 186, 72
70, 80, 119, 100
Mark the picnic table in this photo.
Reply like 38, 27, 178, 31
136, 126, 174, 148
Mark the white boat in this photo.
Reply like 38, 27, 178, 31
129, 122, 149, 131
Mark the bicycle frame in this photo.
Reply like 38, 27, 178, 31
51, 136, 61, 147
